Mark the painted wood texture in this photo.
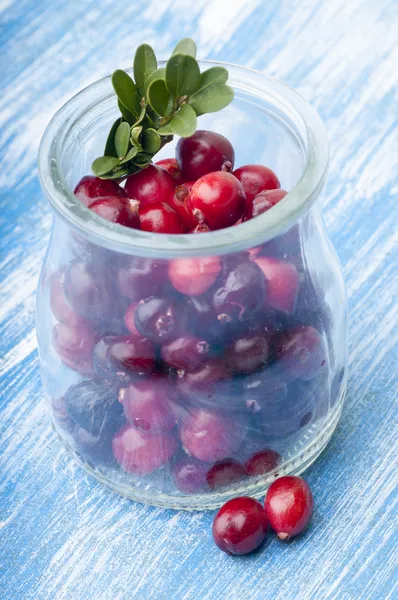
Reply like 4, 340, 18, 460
0, 1, 397, 598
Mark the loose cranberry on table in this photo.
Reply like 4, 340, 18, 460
226, 334, 269, 374
119, 379, 176, 433
244, 189, 287, 221
168, 256, 221, 297
139, 202, 187, 234
89, 196, 140, 228
134, 296, 182, 343
52, 321, 95, 374
273, 325, 327, 381
176, 130, 235, 181
206, 459, 247, 490
189, 171, 245, 230
155, 157, 185, 186
161, 334, 209, 371
171, 456, 209, 494
254, 256, 299, 314
112, 424, 177, 475
74, 175, 127, 207
125, 164, 176, 208
265, 475, 313, 540
245, 449, 281, 476
212, 497, 268, 555
233, 164, 280, 203
168, 182, 197, 230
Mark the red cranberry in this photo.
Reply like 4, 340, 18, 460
179, 408, 245, 462
168, 182, 197, 230
74, 175, 127, 207
89, 196, 140, 229
273, 326, 326, 381
161, 334, 209, 371
52, 322, 95, 374
265, 476, 313, 539
125, 164, 176, 208
134, 296, 182, 343
107, 335, 156, 375
176, 130, 235, 181
189, 172, 245, 230
139, 202, 187, 234
64, 260, 114, 322
117, 258, 167, 301
245, 449, 281, 476
178, 359, 230, 393
255, 257, 299, 314
226, 334, 269, 374
171, 456, 209, 493
233, 164, 280, 204
206, 459, 247, 490
169, 256, 221, 297
244, 189, 287, 221
112, 425, 177, 475
212, 497, 268, 555
155, 157, 185, 186
119, 379, 176, 432
50, 269, 79, 326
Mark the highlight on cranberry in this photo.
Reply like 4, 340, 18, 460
265, 475, 314, 540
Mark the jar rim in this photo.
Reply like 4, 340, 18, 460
38, 60, 329, 258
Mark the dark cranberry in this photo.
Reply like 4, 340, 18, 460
213, 496, 268, 555
233, 164, 280, 203
245, 449, 281, 476
50, 268, 80, 326
93, 336, 121, 381
51, 395, 74, 433
189, 172, 245, 230
124, 302, 141, 336
179, 408, 245, 462
168, 182, 197, 230
176, 130, 235, 181
265, 476, 313, 539
161, 334, 209, 371
155, 157, 185, 185
52, 322, 95, 374
134, 296, 181, 343
89, 196, 140, 228
139, 202, 187, 234
64, 260, 115, 322
119, 379, 176, 432
169, 256, 221, 297
112, 424, 177, 475
178, 359, 230, 392
107, 335, 156, 375
186, 295, 220, 339
226, 334, 269, 374
117, 258, 167, 301
260, 224, 301, 261
73, 425, 116, 466
74, 175, 127, 207
273, 326, 327, 381
64, 380, 123, 436
212, 260, 266, 324
255, 257, 299, 314
244, 189, 287, 221
206, 459, 247, 490
171, 456, 209, 493
243, 372, 288, 415
125, 164, 175, 208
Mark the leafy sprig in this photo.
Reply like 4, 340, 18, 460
92, 38, 234, 180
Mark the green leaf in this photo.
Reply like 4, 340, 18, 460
112, 70, 141, 116
160, 103, 197, 137
189, 83, 234, 115
197, 66, 228, 89
147, 79, 172, 116
91, 156, 120, 177
172, 38, 196, 58
157, 122, 175, 136
117, 100, 135, 125
134, 105, 147, 126
114, 121, 131, 159
133, 44, 157, 96
103, 118, 121, 157
142, 128, 161, 153
130, 125, 143, 149
99, 167, 134, 180
166, 54, 200, 98
119, 146, 138, 165
145, 67, 166, 93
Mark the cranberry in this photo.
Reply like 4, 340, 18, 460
179, 408, 245, 462
112, 425, 177, 475
212, 497, 268, 555
73, 425, 116, 466
52, 395, 74, 433
89, 196, 140, 228
139, 202, 187, 234
119, 379, 176, 432
255, 257, 299, 314
155, 157, 185, 185
185, 295, 225, 342
245, 449, 281, 476
50, 269, 80, 326
125, 164, 176, 208
226, 334, 269, 374
134, 296, 182, 343
212, 260, 266, 324
169, 256, 221, 297
171, 456, 209, 493
243, 372, 288, 413
233, 164, 280, 204
107, 335, 156, 375
64, 260, 114, 322
117, 258, 167, 301
273, 326, 326, 381
206, 459, 247, 490
161, 334, 209, 371
176, 130, 235, 181
74, 175, 127, 207
190, 223, 211, 233
265, 476, 313, 539
189, 172, 245, 230
124, 302, 141, 336
168, 182, 197, 230
178, 359, 230, 393
64, 380, 123, 436
244, 189, 287, 221
52, 322, 95, 374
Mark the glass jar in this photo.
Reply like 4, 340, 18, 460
37, 62, 347, 509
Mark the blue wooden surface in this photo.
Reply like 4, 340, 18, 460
1, 1, 397, 599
